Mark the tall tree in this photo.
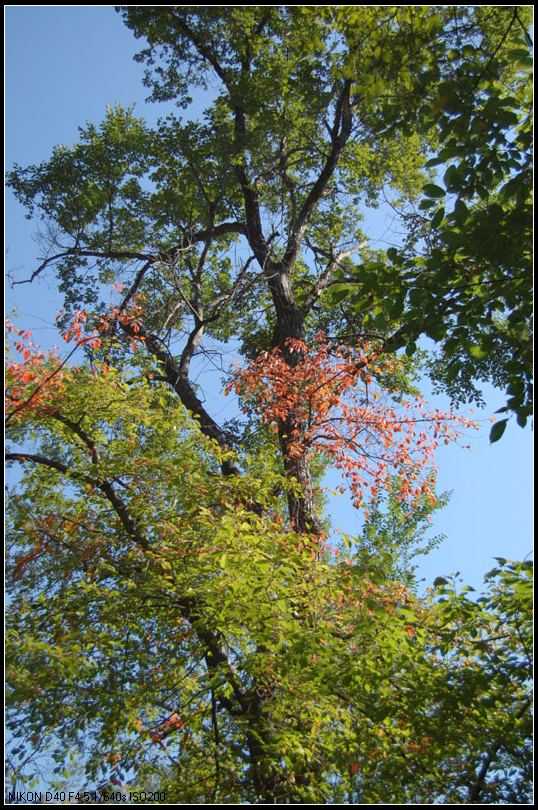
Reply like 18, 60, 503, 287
6, 6, 532, 803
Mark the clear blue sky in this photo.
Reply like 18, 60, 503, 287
6, 7, 533, 591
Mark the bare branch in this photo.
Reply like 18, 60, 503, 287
203, 255, 258, 323
13, 248, 155, 286
118, 261, 153, 313
179, 320, 204, 378
14, 221, 247, 294
161, 220, 247, 263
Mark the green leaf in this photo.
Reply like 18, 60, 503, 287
419, 197, 437, 210
495, 109, 520, 129
425, 156, 445, 168
430, 207, 445, 228
452, 199, 469, 225
440, 229, 462, 248
328, 284, 350, 304
507, 47, 533, 67
489, 419, 507, 443
469, 344, 489, 360
422, 183, 446, 199
443, 165, 462, 191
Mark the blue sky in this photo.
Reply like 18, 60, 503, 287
6, 7, 533, 591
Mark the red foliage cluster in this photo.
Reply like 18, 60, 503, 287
150, 712, 184, 744
59, 298, 147, 354
5, 298, 148, 424
13, 538, 45, 580
60, 309, 102, 349
227, 335, 478, 509
5, 320, 71, 422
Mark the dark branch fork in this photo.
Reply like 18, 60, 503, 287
173, 18, 356, 324
118, 318, 241, 476
283, 79, 354, 271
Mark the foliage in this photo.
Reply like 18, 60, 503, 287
6, 6, 533, 803
5, 346, 533, 802
329, 7, 533, 435
353, 481, 451, 586
227, 334, 477, 512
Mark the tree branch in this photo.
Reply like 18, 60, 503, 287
169, 13, 286, 305
301, 243, 365, 313
160, 220, 248, 263
467, 698, 531, 803
6, 451, 149, 550
119, 320, 240, 475
172, 15, 233, 87
52, 414, 101, 464
14, 221, 247, 291
283, 80, 353, 269
13, 249, 155, 286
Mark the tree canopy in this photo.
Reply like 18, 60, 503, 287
6, 6, 532, 804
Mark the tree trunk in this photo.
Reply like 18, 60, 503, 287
270, 289, 323, 538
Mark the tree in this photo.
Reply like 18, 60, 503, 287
6, 6, 532, 803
